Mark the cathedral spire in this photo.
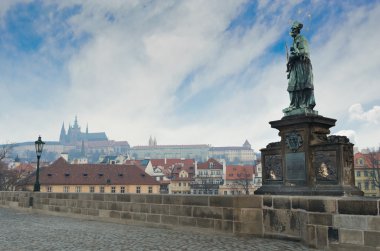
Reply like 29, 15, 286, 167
59, 122, 66, 144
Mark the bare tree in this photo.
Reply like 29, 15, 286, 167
237, 168, 252, 195
366, 147, 380, 193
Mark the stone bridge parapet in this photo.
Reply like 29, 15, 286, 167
1, 192, 379, 250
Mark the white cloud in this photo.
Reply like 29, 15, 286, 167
1, 1, 380, 152
349, 104, 380, 124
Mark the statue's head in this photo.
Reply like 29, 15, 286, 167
290, 21, 303, 37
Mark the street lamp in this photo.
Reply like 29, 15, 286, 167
34, 136, 45, 192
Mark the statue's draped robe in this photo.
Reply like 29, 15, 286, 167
287, 34, 315, 110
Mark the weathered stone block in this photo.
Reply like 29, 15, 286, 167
263, 196, 272, 208
196, 218, 214, 229
292, 197, 307, 211
338, 199, 378, 215
109, 210, 120, 218
305, 224, 316, 248
150, 204, 169, 215
161, 215, 178, 225
234, 222, 263, 235
71, 207, 82, 214
308, 198, 337, 213
364, 231, 380, 247
99, 210, 110, 218
179, 216, 196, 227
120, 212, 132, 219
334, 215, 368, 230
182, 196, 209, 206
368, 216, 380, 231
316, 226, 328, 249
78, 193, 92, 201
214, 220, 233, 233
169, 205, 192, 217
145, 195, 162, 204
87, 208, 99, 216
93, 194, 104, 201
130, 194, 146, 203
193, 206, 222, 219
263, 209, 300, 237
328, 226, 339, 243
103, 194, 117, 202
147, 214, 160, 223
162, 195, 182, 205
69, 194, 79, 200
273, 197, 290, 209
130, 203, 149, 213
308, 213, 332, 226
233, 196, 262, 208
107, 202, 122, 211
116, 194, 130, 202
223, 208, 233, 221
210, 196, 233, 208
237, 208, 262, 223
132, 213, 147, 222
340, 229, 364, 245
95, 201, 108, 210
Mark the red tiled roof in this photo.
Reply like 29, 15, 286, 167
225, 165, 255, 181
354, 152, 380, 169
23, 157, 159, 186
150, 159, 194, 168
197, 158, 223, 170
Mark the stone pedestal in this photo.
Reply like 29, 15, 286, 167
255, 114, 363, 196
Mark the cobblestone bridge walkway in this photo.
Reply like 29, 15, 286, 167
0, 207, 313, 251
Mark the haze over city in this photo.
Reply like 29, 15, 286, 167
0, 0, 379, 150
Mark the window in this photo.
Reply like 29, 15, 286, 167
47, 186, 52, 192
76, 186, 81, 193
100, 186, 105, 193
136, 186, 141, 194
358, 182, 362, 190
224, 191, 227, 195
364, 171, 369, 177
371, 182, 376, 190
148, 186, 153, 193
179, 182, 181, 187
90, 186, 95, 193
365, 181, 369, 190
111, 186, 116, 193
120, 186, 125, 194
64, 186, 70, 193
356, 171, 361, 177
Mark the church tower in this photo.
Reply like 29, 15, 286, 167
59, 122, 67, 144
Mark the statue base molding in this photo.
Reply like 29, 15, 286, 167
255, 114, 363, 196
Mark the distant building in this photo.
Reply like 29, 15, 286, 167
8, 116, 130, 163
219, 165, 256, 195
209, 140, 256, 164
191, 158, 224, 195
130, 141, 209, 161
354, 152, 380, 197
59, 116, 108, 145
18, 157, 160, 194
143, 158, 195, 194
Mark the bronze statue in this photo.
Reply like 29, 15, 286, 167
283, 21, 316, 115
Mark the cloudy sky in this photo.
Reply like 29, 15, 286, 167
0, 0, 379, 150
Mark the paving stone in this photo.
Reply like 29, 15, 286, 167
0, 207, 314, 251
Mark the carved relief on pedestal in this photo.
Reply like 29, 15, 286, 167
342, 145, 354, 185
310, 127, 330, 145
285, 131, 303, 152
264, 155, 283, 181
313, 151, 337, 181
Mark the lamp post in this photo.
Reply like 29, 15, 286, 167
34, 136, 45, 192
